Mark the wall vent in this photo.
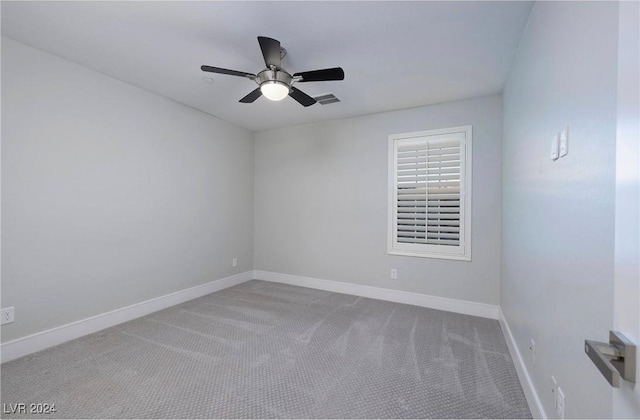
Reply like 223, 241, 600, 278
313, 93, 340, 105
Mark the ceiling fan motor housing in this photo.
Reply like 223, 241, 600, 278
257, 68, 292, 89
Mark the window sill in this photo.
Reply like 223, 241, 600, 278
387, 249, 472, 261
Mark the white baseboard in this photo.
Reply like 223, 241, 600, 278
253, 270, 500, 320
498, 308, 546, 419
0, 271, 253, 363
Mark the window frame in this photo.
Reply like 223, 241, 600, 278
387, 125, 472, 261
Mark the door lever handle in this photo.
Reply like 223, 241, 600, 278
584, 331, 636, 388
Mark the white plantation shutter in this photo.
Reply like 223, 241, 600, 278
388, 126, 472, 260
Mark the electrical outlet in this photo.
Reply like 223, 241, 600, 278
557, 386, 565, 419
530, 339, 536, 364
2, 307, 15, 325
232, 258, 238, 267
550, 376, 558, 410
390, 269, 398, 279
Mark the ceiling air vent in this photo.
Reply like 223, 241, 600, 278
313, 93, 340, 105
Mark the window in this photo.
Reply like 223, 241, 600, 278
388, 126, 472, 261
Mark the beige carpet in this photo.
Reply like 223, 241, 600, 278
1, 280, 531, 418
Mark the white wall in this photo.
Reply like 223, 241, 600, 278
1, 37, 254, 342
502, 2, 619, 418
254, 95, 502, 305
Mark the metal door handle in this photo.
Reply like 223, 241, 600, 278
585, 331, 636, 388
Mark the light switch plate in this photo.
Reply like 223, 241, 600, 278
559, 126, 569, 157
551, 133, 559, 160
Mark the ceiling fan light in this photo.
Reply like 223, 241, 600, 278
260, 81, 289, 101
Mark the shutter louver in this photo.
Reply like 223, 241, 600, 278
396, 139, 461, 247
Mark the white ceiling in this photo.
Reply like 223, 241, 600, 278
1, 1, 533, 132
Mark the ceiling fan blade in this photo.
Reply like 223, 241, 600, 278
239, 88, 262, 103
257, 36, 281, 69
293, 67, 345, 82
201, 65, 255, 78
289, 87, 317, 107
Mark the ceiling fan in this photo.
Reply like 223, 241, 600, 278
201, 36, 345, 107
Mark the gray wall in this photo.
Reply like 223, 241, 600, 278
1, 37, 255, 342
254, 95, 502, 305
502, 2, 619, 418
